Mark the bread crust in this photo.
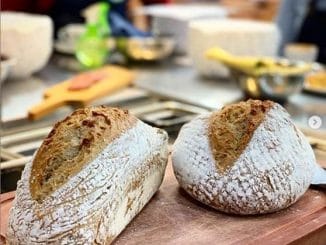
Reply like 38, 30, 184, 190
172, 102, 315, 215
7, 107, 168, 244
30, 106, 136, 202
208, 100, 273, 172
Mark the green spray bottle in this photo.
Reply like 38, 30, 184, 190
76, 2, 110, 68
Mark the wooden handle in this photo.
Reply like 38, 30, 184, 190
28, 97, 66, 120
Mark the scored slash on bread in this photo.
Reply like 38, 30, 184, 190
30, 106, 136, 202
172, 100, 316, 215
7, 106, 169, 244
6, 100, 319, 243
208, 100, 274, 172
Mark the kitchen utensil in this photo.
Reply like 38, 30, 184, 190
206, 48, 311, 101
0, 12, 53, 78
189, 19, 280, 77
233, 70, 305, 101
28, 65, 134, 120
124, 37, 175, 61
138, 4, 227, 53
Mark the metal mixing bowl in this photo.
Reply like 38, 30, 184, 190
125, 37, 175, 61
232, 60, 309, 102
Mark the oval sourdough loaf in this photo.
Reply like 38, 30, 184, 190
7, 106, 169, 244
172, 100, 315, 215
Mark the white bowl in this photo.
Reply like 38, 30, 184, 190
0, 12, 53, 78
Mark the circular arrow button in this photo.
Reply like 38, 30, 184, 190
308, 115, 322, 129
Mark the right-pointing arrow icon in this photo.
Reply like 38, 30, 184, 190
308, 115, 322, 129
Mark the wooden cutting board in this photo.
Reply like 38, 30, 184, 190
1, 161, 325, 244
28, 65, 134, 120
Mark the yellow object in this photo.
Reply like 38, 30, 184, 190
28, 65, 134, 120
246, 77, 260, 97
306, 71, 326, 89
206, 47, 312, 76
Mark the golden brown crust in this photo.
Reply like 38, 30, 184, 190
30, 106, 137, 202
208, 99, 274, 173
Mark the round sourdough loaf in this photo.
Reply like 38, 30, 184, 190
7, 106, 168, 244
172, 100, 315, 215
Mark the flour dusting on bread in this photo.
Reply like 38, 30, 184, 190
7, 106, 169, 244
172, 100, 315, 215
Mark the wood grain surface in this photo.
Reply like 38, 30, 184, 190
1, 160, 325, 245
28, 65, 134, 120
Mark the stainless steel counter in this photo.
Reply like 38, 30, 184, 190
1, 55, 325, 137
135, 58, 243, 110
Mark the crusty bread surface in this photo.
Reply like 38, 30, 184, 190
172, 100, 315, 215
208, 100, 273, 172
30, 106, 136, 202
7, 106, 169, 244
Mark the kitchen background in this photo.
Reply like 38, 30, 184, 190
1, 0, 325, 191
1, 0, 326, 243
